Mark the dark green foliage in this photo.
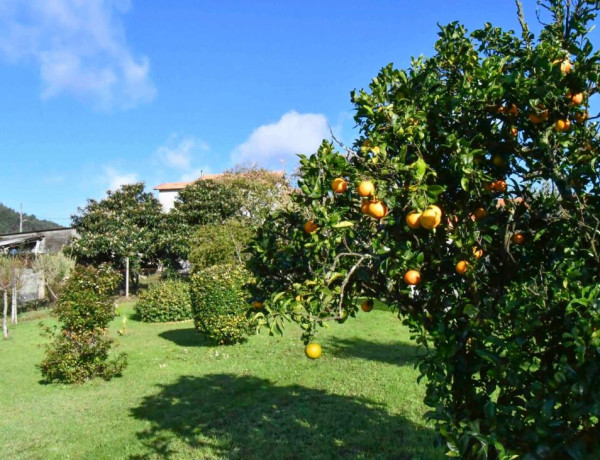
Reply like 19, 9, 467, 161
135, 279, 192, 322
163, 168, 289, 264
40, 265, 127, 383
247, 1, 600, 457
39, 329, 127, 384
0, 203, 61, 234
53, 264, 121, 331
69, 183, 164, 271
188, 219, 254, 271
189, 265, 254, 345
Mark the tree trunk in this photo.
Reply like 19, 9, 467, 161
11, 283, 17, 324
125, 257, 129, 299
3, 290, 8, 339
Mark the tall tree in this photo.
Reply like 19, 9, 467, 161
248, 1, 600, 456
69, 183, 164, 283
163, 167, 290, 266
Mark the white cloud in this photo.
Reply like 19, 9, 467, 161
104, 166, 138, 191
0, 0, 155, 110
231, 111, 330, 170
155, 135, 210, 170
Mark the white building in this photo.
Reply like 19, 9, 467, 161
153, 171, 285, 212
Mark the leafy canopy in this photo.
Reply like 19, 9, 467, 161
248, 1, 600, 457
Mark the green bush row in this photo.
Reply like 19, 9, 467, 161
135, 279, 192, 322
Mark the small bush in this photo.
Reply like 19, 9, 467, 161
39, 330, 127, 384
190, 264, 253, 345
135, 279, 192, 322
53, 264, 121, 331
189, 219, 254, 271
40, 265, 126, 384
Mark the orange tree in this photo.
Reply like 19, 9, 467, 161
247, 1, 600, 457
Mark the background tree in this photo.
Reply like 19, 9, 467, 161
69, 183, 164, 288
0, 258, 11, 338
248, 1, 600, 457
163, 167, 289, 266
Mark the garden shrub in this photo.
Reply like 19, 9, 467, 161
188, 218, 254, 271
135, 279, 192, 322
190, 264, 254, 345
40, 265, 127, 383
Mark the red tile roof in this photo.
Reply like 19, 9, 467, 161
153, 171, 285, 191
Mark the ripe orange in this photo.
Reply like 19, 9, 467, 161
506, 104, 518, 116
406, 211, 422, 229
483, 182, 494, 191
472, 247, 483, 259
575, 111, 589, 123
331, 178, 348, 193
567, 91, 584, 105
420, 205, 442, 230
510, 127, 518, 137
368, 200, 388, 219
493, 180, 507, 192
555, 119, 571, 132
512, 233, 525, 244
357, 180, 375, 197
252, 301, 264, 309
560, 58, 572, 74
360, 200, 371, 215
473, 207, 487, 221
304, 221, 318, 234
361, 299, 374, 312
456, 260, 469, 275
305, 343, 322, 359
404, 270, 421, 285
529, 109, 548, 124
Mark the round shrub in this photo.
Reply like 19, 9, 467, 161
135, 279, 192, 322
190, 264, 253, 345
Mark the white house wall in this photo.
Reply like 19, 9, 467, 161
158, 190, 179, 212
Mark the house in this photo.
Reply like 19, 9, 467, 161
153, 171, 285, 212
0, 227, 77, 255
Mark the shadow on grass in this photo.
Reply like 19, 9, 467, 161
158, 328, 212, 347
325, 337, 425, 366
130, 374, 441, 459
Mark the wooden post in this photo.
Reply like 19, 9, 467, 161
125, 257, 130, 299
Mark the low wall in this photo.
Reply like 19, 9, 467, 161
18, 269, 45, 303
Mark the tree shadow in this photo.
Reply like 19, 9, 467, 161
158, 328, 212, 347
130, 374, 442, 459
325, 337, 425, 366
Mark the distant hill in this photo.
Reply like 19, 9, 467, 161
0, 203, 62, 234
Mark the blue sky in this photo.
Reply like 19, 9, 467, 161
0, 1, 594, 226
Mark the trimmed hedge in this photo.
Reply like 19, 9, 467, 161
135, 279, 192, 322
190, 264, 253, 345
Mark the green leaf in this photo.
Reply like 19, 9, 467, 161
461, 177, 470, 191
332, 221, 355, 229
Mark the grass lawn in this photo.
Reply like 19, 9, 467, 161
0, 302, 444, 459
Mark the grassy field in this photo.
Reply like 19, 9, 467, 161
0, 302, 444, 459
